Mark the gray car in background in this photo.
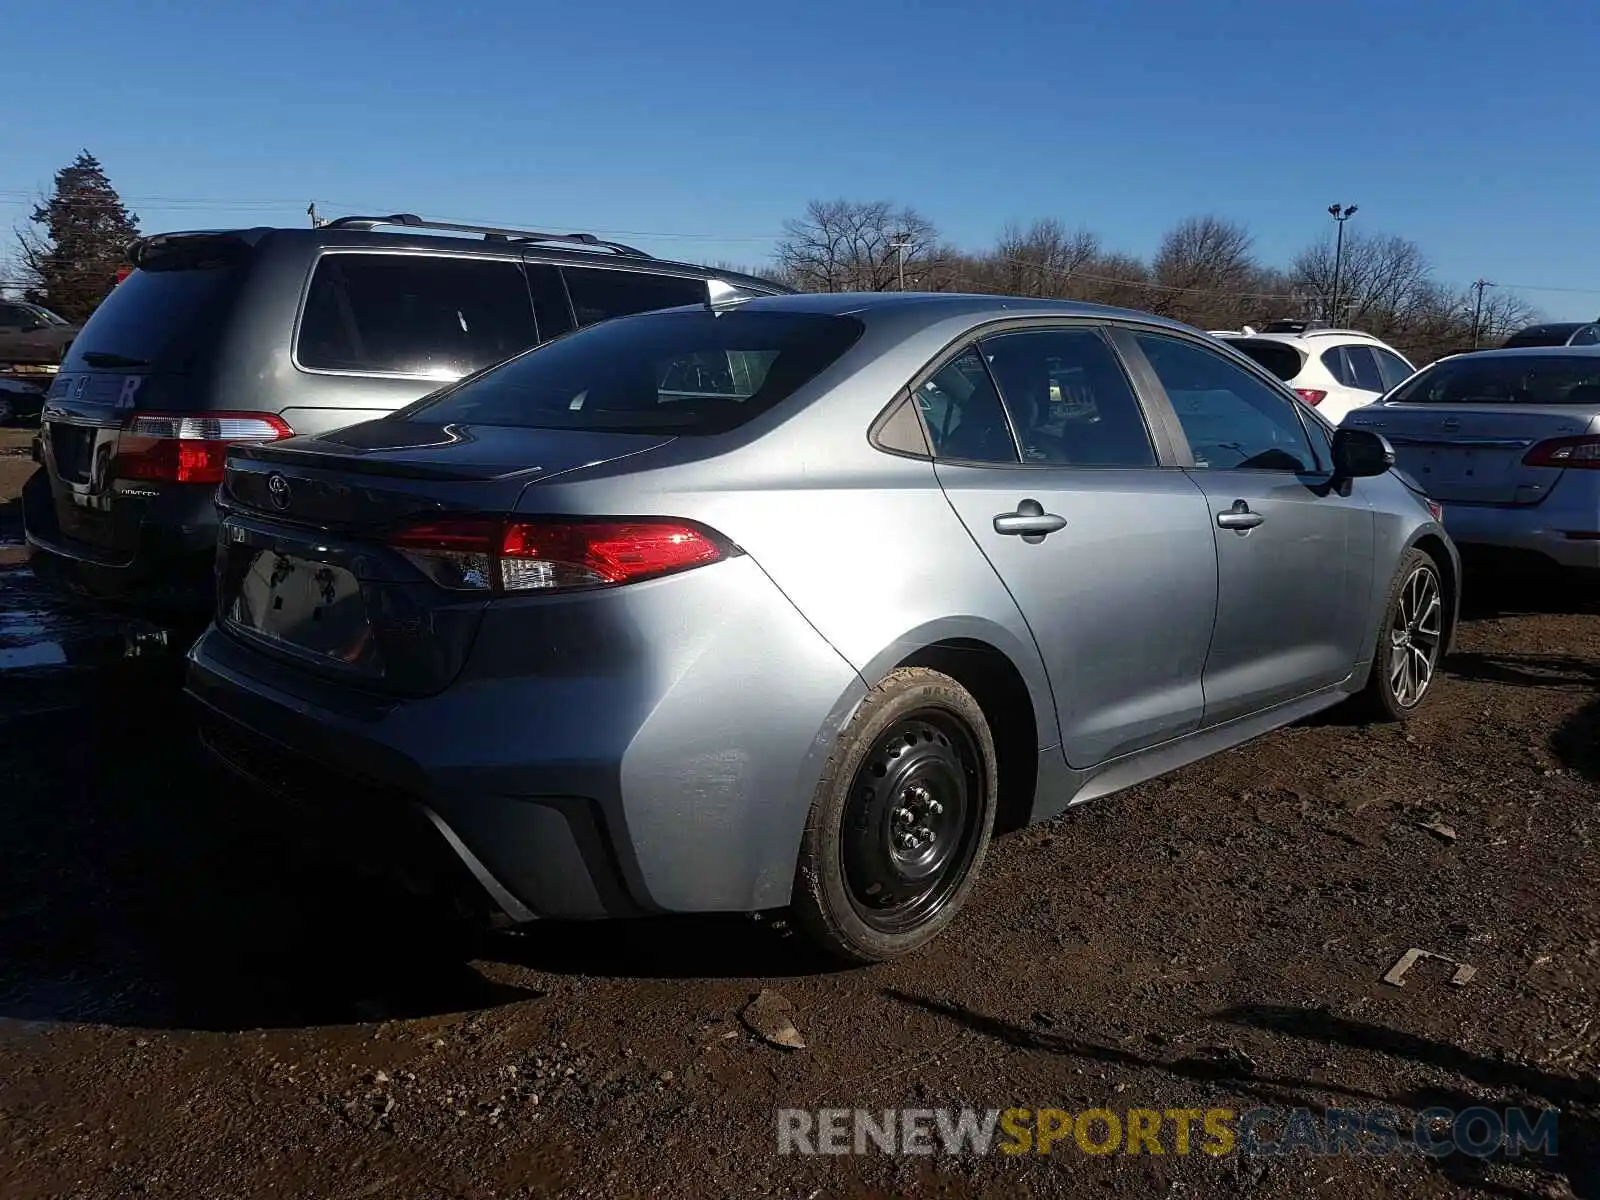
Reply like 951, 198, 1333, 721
1343, 346, 1600, 578
186, 292, 1458, 962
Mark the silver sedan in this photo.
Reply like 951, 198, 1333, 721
187, 292, 1458, 962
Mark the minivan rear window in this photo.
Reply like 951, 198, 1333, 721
1222, 338, 1303, 382
399, 309, 865, 434
61, 236, 252, 372
1389, 355, 1600, 405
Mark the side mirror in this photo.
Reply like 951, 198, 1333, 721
21, 319, 46, 333
1332, 427, 1395, 479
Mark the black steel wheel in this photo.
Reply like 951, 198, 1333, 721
791, 668, 998, 963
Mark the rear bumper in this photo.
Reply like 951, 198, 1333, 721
21, 467, 216, 613
1439, 482, 1600, 570
183, 555, 866, 920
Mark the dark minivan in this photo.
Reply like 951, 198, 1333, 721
23, 213, 788, 621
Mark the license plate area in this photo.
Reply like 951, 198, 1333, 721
49, 423, 97, 484
226, 550, 375, 665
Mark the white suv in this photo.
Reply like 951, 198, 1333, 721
1218, 323, 1416, 425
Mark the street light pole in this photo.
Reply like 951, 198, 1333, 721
1327, 203, 1358, 323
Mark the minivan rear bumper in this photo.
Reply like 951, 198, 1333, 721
22, 468, 216, 611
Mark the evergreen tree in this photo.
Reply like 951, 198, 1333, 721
18, 151, 140, 323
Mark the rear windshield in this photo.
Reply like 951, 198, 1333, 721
61, 235, 251, 372
399, 309, 866, 434
1389, 355, 1600, 405
1222, 338, 1303, 382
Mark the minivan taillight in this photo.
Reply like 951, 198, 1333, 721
387, 516, 731, 594
1522, 436, 1600, 470
116, 412, 294, 485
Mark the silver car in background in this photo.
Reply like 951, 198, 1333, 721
186, 293, 1457, 963
1343, 346, 1600, 580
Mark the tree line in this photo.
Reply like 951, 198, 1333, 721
8, 155, 1543, 363
765, 200, 1541, 364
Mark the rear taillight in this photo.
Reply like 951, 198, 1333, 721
116, 412, 294, 485
1295, 388, 1327, 407
1522, 436, 1600, 470
387, 516, 731, 594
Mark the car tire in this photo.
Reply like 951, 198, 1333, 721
790, 667, 998, 964
1353, 548, 1446, 722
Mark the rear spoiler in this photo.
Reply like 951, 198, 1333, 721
126, 231, 261, 271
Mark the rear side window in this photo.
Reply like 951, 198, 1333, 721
400, 309, 864, 435
297, 253, 536, 379
62, 234, 252, 371
1320, 346, 1352, 386
562, 268, 708, 328
1373, 348, 1414, 389
917, 348, 1019, 464
1341, 345, 1386, 392
1389, 356, 1600, 405
979, 328, 1155, 467
1225, 338, 1303, 383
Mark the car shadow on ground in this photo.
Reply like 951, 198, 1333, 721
0, 660, 537, 1033
885, 990, 1599, 1198
0, 649, 832, 1034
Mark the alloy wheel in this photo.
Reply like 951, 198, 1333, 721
1388, 564, 1443, 708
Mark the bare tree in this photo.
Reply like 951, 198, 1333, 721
1289, 231, 1434, 334
774, 200, 942, 293
1471, 287, 1541, 346
1149, 216, 1257, 326
985, 218, 1101, 298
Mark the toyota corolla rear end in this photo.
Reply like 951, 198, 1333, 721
185, 306, 871, 922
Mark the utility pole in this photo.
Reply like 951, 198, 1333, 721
307, 202, 325, 228
1471, 278, 1494, 348
1327, 203, 1358, 323
890, 234, 910, 291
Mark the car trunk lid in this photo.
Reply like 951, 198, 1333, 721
216, 421, 675, 696
1344, 403, 1599, 505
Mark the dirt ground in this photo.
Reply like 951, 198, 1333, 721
1, 427, 1596, 1199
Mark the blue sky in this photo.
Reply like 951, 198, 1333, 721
5, 0, 1598, 319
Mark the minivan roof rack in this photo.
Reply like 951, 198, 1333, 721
324, 213, 653, 258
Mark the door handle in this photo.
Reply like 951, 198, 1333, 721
1216, 500, 1265, 531
993, 498, 1067, 540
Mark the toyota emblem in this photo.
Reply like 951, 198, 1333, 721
266, 473, 291, 511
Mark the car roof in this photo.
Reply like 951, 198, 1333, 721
1222, 328, 1387, 345
1427, 345, 1600, 362
130, 222, 790, 295
1510, 322, 1590, 336
725, 289, 1198, 330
